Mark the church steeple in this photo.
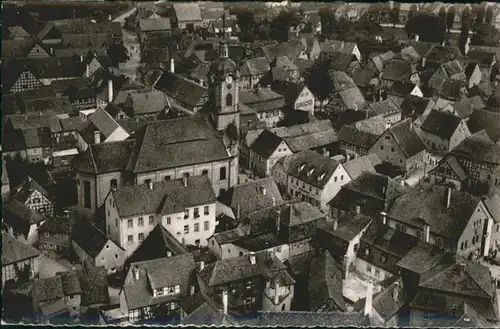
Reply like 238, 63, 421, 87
219, 11, 229, 59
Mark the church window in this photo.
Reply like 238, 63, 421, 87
226, 94, 233, 106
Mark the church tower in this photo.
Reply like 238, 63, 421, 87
208, 14, 240, 133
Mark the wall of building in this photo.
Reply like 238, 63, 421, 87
95, 241, 126, 273
72, 240, 94, 265
39, 232, 71, 252
64, 293, 82, 315
77, 172, 97, 219
261, 284, 294, 312
355, 257, 393, 283
26, 189, 55, 216
293, 87, 315, 114
449, 121, 471, 151
456, 201, 488, 259
320, 165, 351, 212
370, 131, 408, 169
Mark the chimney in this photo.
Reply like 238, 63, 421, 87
275, 207, 281, 234
50, 47, 54, 56
364, 280, 373, 316
63, 210, 70, 219
107, 79, 114, 102
260, 186, 267, 196
222, 289, 228, 315
458, 262, 467, 278
80, 54, 84, 63
414, 34, 419, 42
236, 204, 241, 219
465, 36, 471, 55
199, 260, 205, 271
183, 175, 188, 187
355, 205, 361, 215
170, 58, 175, 73
393, 281, 399, 302
400, 180, 405, 187
343, 255, 349, 280
446, 187, 452, 209
422, 57, 426, 68
424, 224, 430, 243
380, 211, 387, 225
108, 14, 112, 21
190, 285, 195, 296
333, 217, 338, 231
167, 251, 172, 258
94, 131, 101, 144
148, 180, 153, 190
134, 266, 140, 280
249, 252, 256, 265
273, 279, 280, 305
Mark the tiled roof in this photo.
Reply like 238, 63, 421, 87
342, 154, 380, 180
372, 50, 396, 72
113, 175, 215, 218
285, 150, 340, 189
128, 91, 166, 116
240, 57, 270, 76
320, 40, 356, 55
388, 184, 480, 240
218, 177, 284, 219
419, 261, 495, 299
381, 59, 413, 82
154, 71, 207, 110
198, 250, 288, 287
367, 99, 401, 117
440, 79, 467, 101
241, 311, 371, 327
352, 64, 378, 88
325, 52, 356, 71
425, 45, 462, 64
23, 96, 74, 117
8, 176, 51, 204
250, 129, 284, 158
26, 57, 86, 79
308, 251, 346, 312
284, 130, 338, 154
72, 219, 120, 258
450, 135, 500, 164
420, 110, 463, 140
338, 125, 380, 150
396, 240, 452, 275
125, 115, 230, 173
2, 38, 36, 59
467, 109, 500, 143
354, 277, 405, 321
138, 18, 171, 32
173, 3, 202, 22
385, 118, 426, 158
124, 254, 196, 310
354, 115, 389, 136
467, 50, 496, 66
317, 213, 372, 243
338, 87, 365, 110
72, 139, 136, 174
2, 232, 40, 265
453, 96, 485, 119
181, 292, 237, 326
240, 87, 284, 105
116, 116, 158, 135
281, 202, 325, 228
262, 40, 304, 62
60, 117, 84, 132
38, 215, 74, 234
231, 232, 281, 251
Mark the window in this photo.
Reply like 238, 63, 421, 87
201, 169, 209, 176
334, 176, 338, 182
204, 221, 210, 231
219, 188, 226, 195
204, 206, 209, 215
226, 93, 233, 106
184, 225, 189, 234
194, 223, 199, 232
385, 135, 390, 140
166, 217, 171, 225
183, 172, 190, 178
220, 167, 227, 180
366, 264, 372, 272
417, 230, 422, 239
381, 254, 387, 264
149, 216, 154, 225
127, 235, 133, 244
83, 181, 91, 208
239, 251, 244, 256
437, 238, 444, 248
340, 175, 344, 181
364, 247, 370, 256
164, 175, 171, 181
138, 233, 144, 242
194, 207, 199, 218
110, 179, 118, 190
115, 254, 118, 259
375, 269, 380, 277
115, 218, 118, 226
127, 219, 133, 228
391, 147, 395, 152
380, 145, 384, 150
195, 239, 200, 245
138, 217, 144, 226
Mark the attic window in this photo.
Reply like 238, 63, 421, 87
318, 173, 326, 181
364, 247, 370, 256
307, 168, 314, 176
299, 164, 306, 172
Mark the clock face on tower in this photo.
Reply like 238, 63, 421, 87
225, 75, 233, 84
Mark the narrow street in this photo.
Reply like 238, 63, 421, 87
119, 29, 142, 81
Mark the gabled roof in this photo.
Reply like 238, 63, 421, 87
326, 52, 357, 71
154, 71, 207, 110
79, 108, 124, 143
285, 150, 340, 189
320, 40, 357, 55
262, 40, 304, 62
451, 135, 500, 164
138, 18, 171, 32
381, 59, 414, 82
71, 219, 122, 258
467, 50, 496, 66
173, 3, 202, 22
72, 139, 136, 174
26, 57, 86, 79
467, 109, 500, 143
180, 291, 237, 325
401, 96, 434, 121
125, 115, 229, 173
420, 110, 463, 140
250, 129, 284, 158
2, 232, 40, 265
198, 250, 289, 287
342, 154, 380, 180
440, 79, 467, 101
240, 57, 270, 76
218, 177, 284, 219
308, 251, 346, 312
419, 261, 495, 299
127, 91, 166, 116
396, 240, 451, 275
384, 118, 426, 158
2, 38, 36, 59
242, 311, 371, 327
8, 176, 51, 204
453, 96, 485, 119
367, 99, 401, 117
38, 215, 74, 234
337, 87, 365, 110
338, 125, 380, 150
388, 184, 481, 240
425, 45, 462, 64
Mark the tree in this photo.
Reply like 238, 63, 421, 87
390, 2, 401, 26
107, 43, 130, 66
462, 7, 472, 28
458, 22, 470, 55
235, 7, 257, 40
318, 8, 336, 36
471, 23, 500, 46
446, 6, 456, 32
270, 9, 300, 42
304, 57, 334, 107
438, 6, 447, 23
405, 13, 446, 43
476, 4, 486, 24
408, 4, 418, 21
485, 6, 494, 24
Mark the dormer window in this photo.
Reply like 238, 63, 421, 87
307, 168, 314, 176
299, 164, 306, 172
318, 173, 326, 181
364, 247, 370, 256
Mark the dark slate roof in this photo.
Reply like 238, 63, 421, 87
218, 177, 284, 219
467, 109, 500, 143
381, 59, 413, 82
153, 71, 207, 110
354, 277, 405, 321
231, 232, 281, 251
2, 38, 36, 59
250, 129, 284, 158
285, 150, 340, 189
440, 79, 467, 101
467, 50, 496, 66
388, 81, 418, 97
396, 240, 452, 275
385, 118, 426, 158
317, 213, 372, 243
425, 45, 462, 64
125, 115, 230, 173
453, 96, 485, 119
2, 232, 40, 265
138, 18, 171, 32
38, 215, 74, 235
72, 139, 136, 174
450, 135, 500, 164
420, 110, 463, 139
419, 261, 495, 299
78, 264, 110, 306
71, 220, 121, 258
8, 176, 51, 204
325, 52, 356, 71
338, 125, 380, 150
124, 254, 196, 310
198, 250, 289, 287
26, 57, 86, 79
112, 175, 215, 218
308, 251, 346, 312
241, 311, 371, 327
388, 184, 480, 240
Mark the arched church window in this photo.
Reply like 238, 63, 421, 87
226, 93, 233, 106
